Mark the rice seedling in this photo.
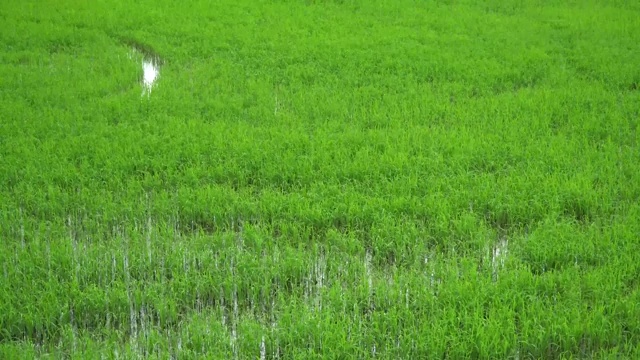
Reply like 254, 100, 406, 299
1, 0, 639, 358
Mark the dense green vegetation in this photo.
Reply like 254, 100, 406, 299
1, 0, 639, 358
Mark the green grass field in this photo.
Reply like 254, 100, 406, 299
1, 0, 639, 358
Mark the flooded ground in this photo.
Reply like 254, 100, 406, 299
126, 43, 161, 97
492, 236, 508, 282
142, 59, 159, 96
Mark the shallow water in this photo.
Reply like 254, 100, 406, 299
142, 59, 159, 96
128, 47, 160, 97
491, 237, 508, 281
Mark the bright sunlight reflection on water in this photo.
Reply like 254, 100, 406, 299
142, 59, 159, 96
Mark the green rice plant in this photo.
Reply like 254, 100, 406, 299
1, 0, 639, 357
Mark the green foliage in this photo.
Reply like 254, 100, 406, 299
1, 0, 639, 357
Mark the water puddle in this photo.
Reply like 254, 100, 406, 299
423, 253, 439, 294
124, 41, 163, 97
260, 335, 266, 360
491, 236, 508, 282
141, 59, 160, 96
365, 249, 373, 296
304, 252, 327, 311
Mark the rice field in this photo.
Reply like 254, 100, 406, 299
1, 0, 639, 358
